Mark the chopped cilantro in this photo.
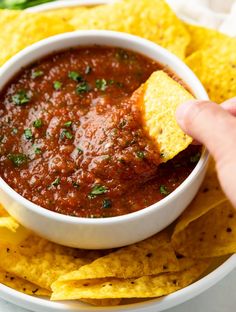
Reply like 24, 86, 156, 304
24, 128, 33, 140
96, 79, 107, 91
68, 71, 83, 82
119, 120, 127, 128
60, 129, 73, 140
76, 81, 90, 94
88, 184, 108, 199
8, 153, 27, 167
77, 147, 83, 154
72, 181, 80, 188
33, 119, 42, 128
34, 147, 42, 155
12, 90, 30, 106
85, 65, 92, 74
53, 81, 62, 90
190, 152, 201, 164
136, 151, 145, 159
31, 70, 43, 79
51, 177, 60, 187
12, 128, 18, 134
160, 185, 169, 196
64, 121, 72, 128
102, 199, 112, 209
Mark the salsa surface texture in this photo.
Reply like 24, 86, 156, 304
0, 46, 200, 217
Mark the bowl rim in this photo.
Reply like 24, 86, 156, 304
0, 29, 209, 224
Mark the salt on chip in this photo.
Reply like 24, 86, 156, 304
67, 0, 190, 59
0, 9, 73, 66
172, 158, 227, 236
185, 23, 229, 56
186, 37, 236, 103
172, 200, 236, 258
51, 231, 179, 283
0, 269, 50, 297
51, 259, 210, 300
137, 70, 193, 162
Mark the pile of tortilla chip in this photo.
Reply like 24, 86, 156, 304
0, 0, 236, 307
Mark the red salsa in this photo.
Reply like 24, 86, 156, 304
0, 47, 201, 218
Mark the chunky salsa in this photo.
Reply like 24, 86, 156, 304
0, 46, 200, 218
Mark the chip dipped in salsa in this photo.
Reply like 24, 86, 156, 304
0, 46, 201, 218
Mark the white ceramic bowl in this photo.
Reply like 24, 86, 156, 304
0, 31, 209, 249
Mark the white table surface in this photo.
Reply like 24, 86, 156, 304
0, 268, 235, 312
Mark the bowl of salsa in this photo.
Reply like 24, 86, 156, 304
0, 30, 209, 249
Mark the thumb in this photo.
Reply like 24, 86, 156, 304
176, 100, 236, 166
176, 100, 236, 207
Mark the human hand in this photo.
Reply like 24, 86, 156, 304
176, 97, 236, 207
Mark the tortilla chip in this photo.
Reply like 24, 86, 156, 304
0, 10, 73, 66
51, 259, 210, 300
185, 24, 229, 56
186, 37, 236, 103
42, 7, 88, 21
172, 200, 236, 258
51, 231, 179, 283
138, 70, 193, 162
67, 0, 190, 59
80, 298, 121, 306
172, 158, 227, 236
0, 213, 31, 245
0, 269, 50, 297
0, 234, 101, 290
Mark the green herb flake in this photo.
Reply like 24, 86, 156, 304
31, 70, 44, 79
136, 151, 145, 159
24, 128, 33, 140
72, 181, 80, 188
34, 147, 42, 155
8, 153, 27, 167
160, 185, 169, 196
85, 66, 92, 74
12, 90, 30, 106
96, 79, 107, 91
51, 177, 60, 187
68, 71, 83, 82
190, 152, 201, 164
102, 199, 112, 209
76, 81, 90, 94
88, 184, 108, 199
61, 129, 73, 140
64, 121, 72, 128
12, 128, 18, 135
119, 120, 127, 128
77, 147, 83, 154
53, 81, 62, 91
33, 119, 42, 128
115, 49, 129, 60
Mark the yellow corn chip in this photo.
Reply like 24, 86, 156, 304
51, 259, 210, 300
186, 38, 236, 103
138, 70, 193, 162
172, 200, 236, 258
172, 158, 227, 236
52, 231, 179, 282
67, 0, 190, 59
0, 269, 50, 297
0, 10, 73, 66
0, 234, 101, 290
185, 23, 229, 56
80, 298, 121, 306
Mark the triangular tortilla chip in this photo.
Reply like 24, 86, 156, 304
138, 70, 193, 162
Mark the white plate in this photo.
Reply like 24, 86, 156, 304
1, 0, 235, 311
